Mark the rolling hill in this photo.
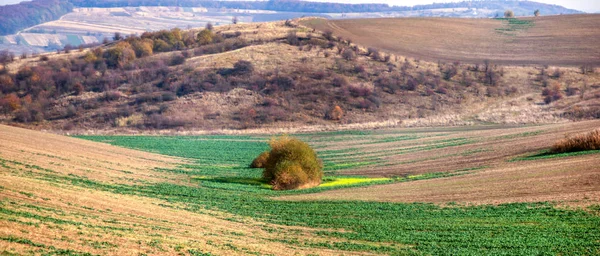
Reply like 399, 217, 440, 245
303, 14, 600, 66
1, 4, 599, 255
0, 124, 367, 255
0, 0, 583, 54
1, 16, 599, 133
1, 120, 600, 254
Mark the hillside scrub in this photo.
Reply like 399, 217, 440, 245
262, 136, 323, 190
551, 129, 600, 154
1, 19, 599, 131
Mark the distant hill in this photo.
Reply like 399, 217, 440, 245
408, 0, 582, 17
69, 0, 582, 16
0, 0, 73, 35
0, 0, 582, 36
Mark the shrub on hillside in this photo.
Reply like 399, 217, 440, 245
132, 39, 154, 57
261, 136, 322, 190
103, 42, 136, 68
169, 53, 186, 66
550, 129, 600, 154
0, 93, 20, 112
332, 76, 348, 87
580, 65, 595, 75
251, 151, 270, 168
442, 64, 458, 81
325, 105, 343, 120
323, 30, 334, 41
233, 60, 254, 75
0, 50, 15, 64
342, 49, 356, 61
542, 83, 563, 104
286, 31, 300, 46
197, 29, 214, 45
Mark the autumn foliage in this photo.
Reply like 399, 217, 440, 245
0, 93, 21, 111
326, 105, 344, 120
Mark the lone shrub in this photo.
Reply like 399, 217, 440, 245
504, 10, 514, 18
550, 129, 600, 154
251, 151, 270, 168
262, 136, 322, 190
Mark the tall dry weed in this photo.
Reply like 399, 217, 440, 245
550, 129, 600, 153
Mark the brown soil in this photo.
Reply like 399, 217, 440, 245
302, 14, 600, 66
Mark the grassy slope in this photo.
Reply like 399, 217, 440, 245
0, 125, 359, 255
76, 121, 600, 255
2, 123, 600, 254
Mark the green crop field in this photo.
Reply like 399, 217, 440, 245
2, 122, 599, 255
71, 132, 600, 255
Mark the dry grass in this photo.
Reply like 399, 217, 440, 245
184, 40, 333, 73
551, 129, 600, 153
302, 15, 600, 66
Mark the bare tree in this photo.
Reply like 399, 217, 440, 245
0, 50, 15, 64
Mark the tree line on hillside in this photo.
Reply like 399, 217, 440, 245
0, 0, 73, 36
